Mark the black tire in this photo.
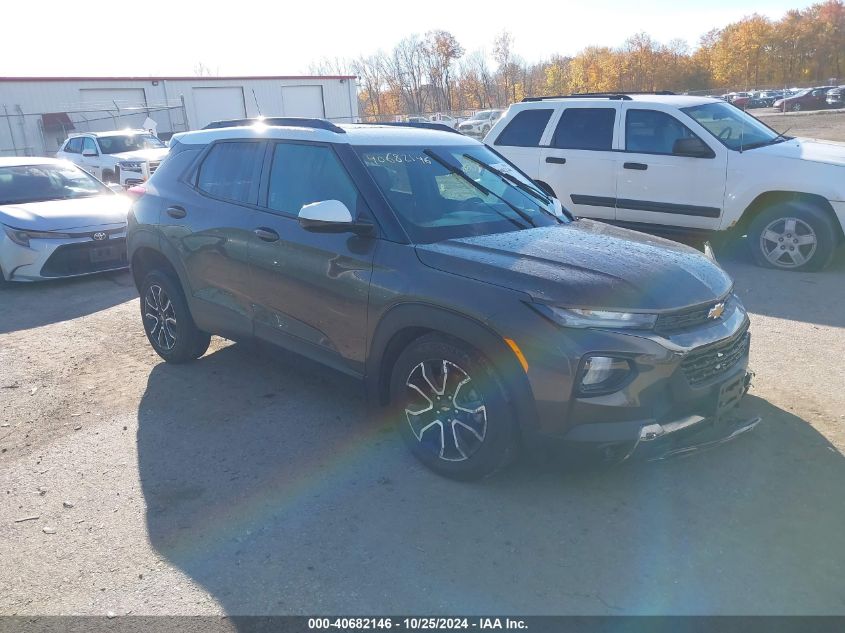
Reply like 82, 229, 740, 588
791, 103, 802, 112
388, 333, 517, 480
101, 169, 115, 184
747, 200, 837, 272
139, 270, 210, 363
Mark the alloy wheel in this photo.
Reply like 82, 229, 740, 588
404, 359, 487, 462
144, 284, 178, 350
759, 216, 818, 269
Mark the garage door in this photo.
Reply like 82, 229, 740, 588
281, 85, 325, 117
79, 88, 148, 131
192, 87, 247, 129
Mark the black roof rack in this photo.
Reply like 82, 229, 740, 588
202, 117, 346, 133
352, 121, 463, 135
521, 91, 675, 102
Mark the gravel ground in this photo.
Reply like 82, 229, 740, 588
753, 108, 845, 142
1, 240, 844, 618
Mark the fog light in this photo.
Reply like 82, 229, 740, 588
578, 356, 633, 395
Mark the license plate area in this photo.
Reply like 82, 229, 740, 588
715, 374, 746, 419
89, 245, 122, 263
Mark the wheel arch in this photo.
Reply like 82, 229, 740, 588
739, 191, 844, 242
366, 303, 540, 435
130, 247, 182, 293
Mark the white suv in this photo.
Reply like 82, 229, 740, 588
457, 110, 504, 139
57, 130, 169, 188
485, 94, 845, 271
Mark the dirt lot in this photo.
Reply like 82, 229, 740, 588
1, 238, 844, 618
755, 108, 845, 141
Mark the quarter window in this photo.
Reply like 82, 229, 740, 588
197, 141, 264, 204
625, 109, 703, 155
267, 143, 359, 217
551, 108, 616, 151
494, 109, 553, 147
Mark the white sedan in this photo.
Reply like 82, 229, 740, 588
0, 158, 131, 284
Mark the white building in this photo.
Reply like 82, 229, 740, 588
0, 75, 359, 156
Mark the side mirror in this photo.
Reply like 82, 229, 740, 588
298, 200, 374, 235
672, 137, 715, 159
82, 149, 98, 157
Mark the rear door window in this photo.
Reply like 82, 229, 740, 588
550, 108, 616, 151
494, 109, 553, 147
196, 141, 264, 205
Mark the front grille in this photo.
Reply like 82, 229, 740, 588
148, 160, 161, 176
682, 326, 750, 386
656, 297, 731, 334
40, 238, 127, 278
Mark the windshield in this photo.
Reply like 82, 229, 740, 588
97, 134, 165, 154
356, 144, 564, 243
0, 163, 110, 205
469, 111, 491, 121
681, 102, 783, 151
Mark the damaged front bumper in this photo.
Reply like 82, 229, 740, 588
620, 370, 759, 462
624, 411, 761, 462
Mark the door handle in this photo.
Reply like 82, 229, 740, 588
253, 227, 280, 242
166, 205, 187, 219
545, 157, 567, 164
623, 162, 648, 170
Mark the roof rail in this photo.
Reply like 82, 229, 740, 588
202, 117, 346, 133
522, 91, 676, 102
353, 121, 463, 135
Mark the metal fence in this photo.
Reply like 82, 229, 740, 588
0, 99, 189, 157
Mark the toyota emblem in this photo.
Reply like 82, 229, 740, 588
93, 232, 108, 241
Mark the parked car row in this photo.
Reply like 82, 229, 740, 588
720, 86, 845, 111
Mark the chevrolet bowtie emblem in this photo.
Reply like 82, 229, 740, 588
708, 302, 725, 320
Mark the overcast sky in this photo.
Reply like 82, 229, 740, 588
2, 0, 816, 77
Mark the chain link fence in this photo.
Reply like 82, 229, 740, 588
0, 99, 189, 157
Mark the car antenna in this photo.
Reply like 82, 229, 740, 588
252, 89, 262, 117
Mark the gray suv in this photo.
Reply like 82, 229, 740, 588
127, 120, 756, 479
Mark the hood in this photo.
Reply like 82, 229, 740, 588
749, 137, 845, 167
112, 147, 169, 162
0, 195, 131, 231
415, 220, 732, 312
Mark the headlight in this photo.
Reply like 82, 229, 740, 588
3, 225, 73, 247
119, 161, 144, 172
533, 304, 657, 330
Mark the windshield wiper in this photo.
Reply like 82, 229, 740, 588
461, 153, 553, 208
743, 128, 793, 151
423, 149, 537, 229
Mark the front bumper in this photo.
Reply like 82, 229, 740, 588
117, 160, 160, 188
458, 126, 484, 137
499, 292, 755, 454
615, 370, 758, 462
0, 225, 128, 282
